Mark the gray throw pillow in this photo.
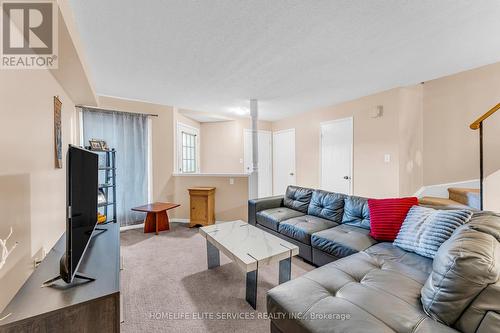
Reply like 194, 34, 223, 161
394, 205, 472, 258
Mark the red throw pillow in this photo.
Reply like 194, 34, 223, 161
368, 197, 418, 241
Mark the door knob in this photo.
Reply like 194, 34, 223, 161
289, 172, 295, 176
343, 176, 351, 180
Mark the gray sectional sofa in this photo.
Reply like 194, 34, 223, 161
248, 186, 374, 266
248, 185, 500, 333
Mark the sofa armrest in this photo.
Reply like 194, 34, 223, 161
454, 281, 500, 333
248, 195, 284, 226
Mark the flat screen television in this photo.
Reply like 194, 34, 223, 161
44, 145, 99, 285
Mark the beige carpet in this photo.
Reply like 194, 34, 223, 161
120, 222, 314, 333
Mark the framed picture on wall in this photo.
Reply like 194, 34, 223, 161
54, 96, 62, 168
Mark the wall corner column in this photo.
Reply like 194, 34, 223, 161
249, 99, 259, 199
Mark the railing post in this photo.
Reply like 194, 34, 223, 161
479, 122, 484, 210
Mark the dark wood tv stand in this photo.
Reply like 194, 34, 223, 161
0, 223, 120, 333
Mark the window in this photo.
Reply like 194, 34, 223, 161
177, 122, 199, 173
181, 131, 196, 173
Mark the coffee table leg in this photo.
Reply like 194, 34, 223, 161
246, 269, 258, 309
279, 257, 291, 284
206, 241, 220, 269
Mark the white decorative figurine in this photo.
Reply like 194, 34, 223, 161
0, 227, 18, 270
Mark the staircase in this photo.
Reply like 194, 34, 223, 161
420, 102, 499, 211
469, 102, 500, 210
420, 187, 481, 210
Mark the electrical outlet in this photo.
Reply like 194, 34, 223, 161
33, 248, 46, 268
229, 178, 234, 185
384, 154, 391, 163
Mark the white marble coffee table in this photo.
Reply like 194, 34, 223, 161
199, 220, 299, 309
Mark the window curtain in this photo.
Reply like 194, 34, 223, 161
82, 108, 149, 226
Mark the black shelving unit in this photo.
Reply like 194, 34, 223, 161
97, 149, 117, 225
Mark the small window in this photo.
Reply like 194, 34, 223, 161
177, 122, 199, 173
181, 131, 196, 173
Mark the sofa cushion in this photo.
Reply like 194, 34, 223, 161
267, 249, 456, 333
283, 186, 313, 213
368, 197, 418, 241
421, 212, 500, 325
394, 205, 472, 258
311, 224, 378, 259
307, 190, 345, 223
278, 215, 338, 245
342, 195, 371, 229
256, 207, 304, 231
365, 243, 434, 284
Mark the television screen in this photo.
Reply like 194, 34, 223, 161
66, 145, 98, 281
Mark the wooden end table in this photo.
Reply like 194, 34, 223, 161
131, 202, 180, 234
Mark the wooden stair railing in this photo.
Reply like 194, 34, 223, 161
470, 103, 500, 130
469, 102, 500, 210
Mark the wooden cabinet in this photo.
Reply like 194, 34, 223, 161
188, 187, 215, 227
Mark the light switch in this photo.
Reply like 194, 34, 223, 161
384, 154, 391, 163
229, 178, 234, 185
239, 158, 243, 164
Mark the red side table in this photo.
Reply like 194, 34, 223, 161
132, 202, 180, 234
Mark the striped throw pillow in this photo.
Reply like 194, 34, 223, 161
368, 197, 419, 241
394, 205, 473, 258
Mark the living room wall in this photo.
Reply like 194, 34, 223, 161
272, 88, 403, 198
97, 96, 176, 204
0, 1, 97, 311
422, 61, 500, 185
171, 175, 249, 221
200, 118, 272, 174
422, 61, 500, 211
398, 85, 424, 197
270, 60, 500, 210
90, 100, 251, 222
0, 69, 77, 312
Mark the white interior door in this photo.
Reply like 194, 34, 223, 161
273, 129, 296, 195
244, 130, 273, 198
320, 118, 353, 194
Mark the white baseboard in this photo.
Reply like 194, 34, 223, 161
414, 179, 479, 198
170, 218, 190, 223
120, 223, 144, 231
170, 219, 231, 224
119, 218, 234, 232
119, 218, 191, 232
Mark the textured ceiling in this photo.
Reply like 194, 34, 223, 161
68, 0, 500, 121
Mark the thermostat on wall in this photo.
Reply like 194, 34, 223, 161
370, 106, 383, 118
